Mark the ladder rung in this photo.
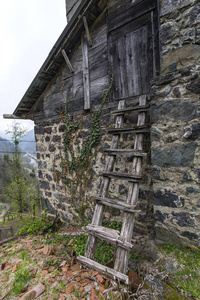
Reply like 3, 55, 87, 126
77, 255, 129, 284
85, 225, 133, 251
93, 196, 140, 213
112, 105, 149, 115
100, 171, 141, 182
107, 125, 149, 134
103, 148, 147, 157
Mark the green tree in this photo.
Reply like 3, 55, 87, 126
5, 122, 27, 213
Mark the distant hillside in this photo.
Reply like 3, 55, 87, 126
0, 129, 36, 155
0, 137, 14, 155
20, 129, 36, 153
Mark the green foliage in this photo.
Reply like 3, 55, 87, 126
63, 74, 114, 171
20, 251, 30, 261
17, 208, 48, 235
4, 122, 41, 214
12, 263, 33, 295
60, 75, 114, 225
103, 220, 122, 231
160, 244, 200, 298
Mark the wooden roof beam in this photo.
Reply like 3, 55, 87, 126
3, 114, 21, 119
61, 49, 74, 73
83, 16, 93, 47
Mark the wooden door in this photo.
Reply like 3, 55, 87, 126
108, 0, 159, 100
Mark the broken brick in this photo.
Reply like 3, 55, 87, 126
18, 283, 45, 300
71, 263, 80, 271
66, 284, 74, 294
12, 265, 18, 272
99, 286, 105, 293
91, 288, 101, 300
41, 270, 48, 277
96, 274, 104, 283
81, 272, 89, 279
128, 270, 142, 290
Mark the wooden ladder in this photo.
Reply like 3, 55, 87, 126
77, 94, 149, 284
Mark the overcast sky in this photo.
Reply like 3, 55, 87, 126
0, 1, 66, 138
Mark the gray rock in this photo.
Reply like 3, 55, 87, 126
155, 210, 168, 222
39, 180, 50, 190
151, 142, 197, 167
165, 259, 179, 273
151, 99, 200, 123
181, 231, 199, 240
38, 161, 47, 169
183, 123, 200, 140
154, 189, 184, 207
172, 212, 196, 227
151, 127, 163, 141
160, 22, 175, 44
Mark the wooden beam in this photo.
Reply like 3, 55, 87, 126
82, 34, 90, 110
61, 49, 74, 73
77, 255, 129, 284
3, 114, 20, 119
83, 16, 92, 47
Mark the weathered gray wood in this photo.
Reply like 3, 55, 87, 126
114, 95, 147, 274
108, 0, 156, 32
103, 149, 147, 157
86, 225, 133, 250
83, 16, 93, 47
61, 49, 74, 73
111, 105, 149, 115
93, 196, 140, 213
3, 114, 20, 119
100, 171, 141, 181
77, 255, 129, 284
82, 34, 90, 110
85, 100, 125, 259
107, 126, 149, 134
110, 13, 151, 42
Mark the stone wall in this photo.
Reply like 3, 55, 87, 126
151, 0, 200, 245
34, 113, 152, 233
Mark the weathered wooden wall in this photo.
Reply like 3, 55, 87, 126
33, 0, 158, 236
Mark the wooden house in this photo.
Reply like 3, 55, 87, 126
5, 0, 200, 248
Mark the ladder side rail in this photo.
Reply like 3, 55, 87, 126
114, 94, 148, 273
85, 100, 125, 258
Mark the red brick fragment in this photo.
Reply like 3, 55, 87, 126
71, 263, 80, 271
96, 274, 104, 283
128, 270, 142, 290
12, 265, 18, 272
18, 283, 45, 300
41, 270, 48, 277
92, 271, 99, 277
66, 285, 74, 294
91, 288, 100, 300
99, 286, 105, 293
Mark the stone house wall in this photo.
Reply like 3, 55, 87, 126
34, 3, 154, 234
151, 0, 200, 245
33, 0, 200, 246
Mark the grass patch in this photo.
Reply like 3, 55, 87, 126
12, 263, 33, 295
160, 244, 200, 298
20, 250, 30, 261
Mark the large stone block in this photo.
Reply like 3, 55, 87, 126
172, 212, 196, 227
181, 230, 199, 240
151, 99, 200, 123
39, 180, 50, 190
154, 189, 184, 207
151, 142, 197, 167
161, 44, 200, 73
